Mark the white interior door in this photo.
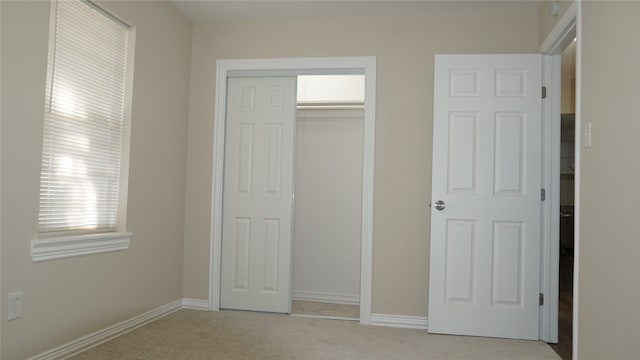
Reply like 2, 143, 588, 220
221, 76, 296, 313
428, 54, 542, 340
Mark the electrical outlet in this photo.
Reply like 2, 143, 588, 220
8, 291, 23, 320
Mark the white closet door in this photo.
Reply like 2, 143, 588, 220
221, 77, 296, 313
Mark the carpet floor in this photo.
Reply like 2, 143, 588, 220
70, 309, 560, 359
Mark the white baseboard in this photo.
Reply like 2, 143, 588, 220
182, 298, 209, 310
28, 299, 183, 360
292, 290, 359, 305
370, 313, 428, 330
291, 313, 359, 321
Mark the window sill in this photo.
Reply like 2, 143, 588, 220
31, 232, 131, 262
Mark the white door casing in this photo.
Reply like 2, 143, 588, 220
209, 57, 376, 324
220, 76, 296, 313
428, 54, 542, 340
539, 1, 578, 344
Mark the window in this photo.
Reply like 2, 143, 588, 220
32, 0, 134, 262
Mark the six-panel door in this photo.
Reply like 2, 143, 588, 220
428, 55, 542, 340
221, 77, 296, 313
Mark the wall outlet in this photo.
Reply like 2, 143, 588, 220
8, 291, 23, 320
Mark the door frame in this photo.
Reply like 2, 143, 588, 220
208, 57, 377, 325
538, 1, 579, 351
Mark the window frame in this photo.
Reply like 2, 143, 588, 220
32, 0, 135, 262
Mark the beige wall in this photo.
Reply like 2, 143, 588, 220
560, 42, 576, 207
538, 0, 574, 45
538, 0, 640, 356
183, 4, 540, 315
561, 41, 576, 114
9, 1, 639, 357
0, 1, 192, 358
578, 2, 640, 358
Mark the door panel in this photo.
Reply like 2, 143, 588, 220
429, 54, 541, 340
445, 220, 476, 303
448, 112, 478, 193
221, 77, 296, 313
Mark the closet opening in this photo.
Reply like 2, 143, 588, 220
291, 75, 364, 320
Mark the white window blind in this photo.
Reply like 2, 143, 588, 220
38, 0, 131, 234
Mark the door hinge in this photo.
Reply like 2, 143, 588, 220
541, 188, 546, 201
542, 86, 547, 99
539, 293, 544, 306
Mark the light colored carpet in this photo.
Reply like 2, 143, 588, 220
291, 300, 359, 319
70, 310, 560, 359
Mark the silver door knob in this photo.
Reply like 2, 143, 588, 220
434, 200, 445, 210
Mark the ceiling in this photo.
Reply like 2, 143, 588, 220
170, 0, 541, 23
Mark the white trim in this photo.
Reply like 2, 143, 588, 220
572, 3, 582, 359
209, 57, 376, 326
290, 314, 359, 321
0, 0, 3, 349
28, 299, 182, 360
297, 103, 364, 111
539, 54, 561, 343
539, 1, 578, 348
182, 298, 210, 311
297, 108, 364, 119
292, 291, 360, 305
370, 314, 428, 330
31, 232, 131, 262
539, 1, 578, 55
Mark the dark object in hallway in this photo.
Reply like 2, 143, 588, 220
550, 251, 573, 360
